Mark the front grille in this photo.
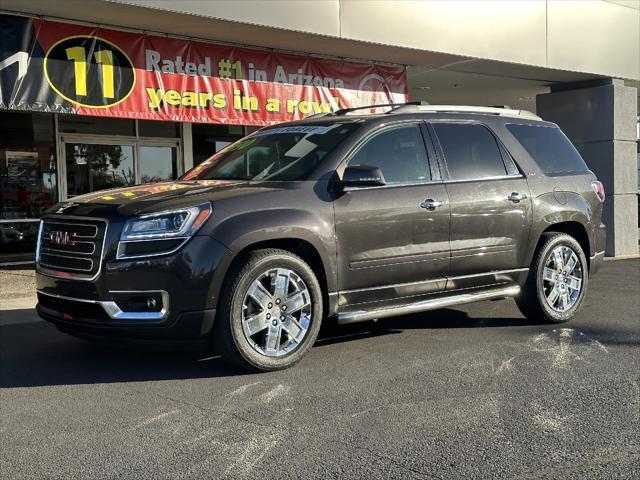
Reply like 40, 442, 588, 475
38, 218, 107, 278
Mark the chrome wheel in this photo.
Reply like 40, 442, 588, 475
241, 268, 312, 357
541, 245, 583, 312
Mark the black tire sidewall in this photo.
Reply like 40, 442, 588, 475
227, 252, 322, 371
534, 234, 589, 322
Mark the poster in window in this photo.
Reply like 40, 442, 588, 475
6, 151, 40, 186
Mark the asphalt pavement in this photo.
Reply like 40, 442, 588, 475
1, 259, 638, 479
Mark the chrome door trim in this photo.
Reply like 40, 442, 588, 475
447, 268, 529, 281
342, 179, 443, 192
339, 276, 447, 295
337, 268, 528, 297
442, 174, 524, 185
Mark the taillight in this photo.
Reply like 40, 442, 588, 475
591, 180, 605, 203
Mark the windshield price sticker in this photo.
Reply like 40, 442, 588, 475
253, 126, 336, 136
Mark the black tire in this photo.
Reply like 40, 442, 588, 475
214, 248, 323, 372
516, 232, 589, 323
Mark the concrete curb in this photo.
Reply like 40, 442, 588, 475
0, 296, 37, 311
604, 254, 640, 261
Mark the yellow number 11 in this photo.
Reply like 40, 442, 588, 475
65, 46, 114, 99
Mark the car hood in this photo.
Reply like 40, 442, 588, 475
46, 180, 287, 218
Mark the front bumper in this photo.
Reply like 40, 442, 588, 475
36, 234, 231, 346
37, 298, 215, 348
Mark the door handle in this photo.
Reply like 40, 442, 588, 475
420, 199, 443, 211
507, 192, 527, 203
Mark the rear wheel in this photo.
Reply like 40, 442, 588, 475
516, 233, 588, 323
215, 249, 323, 371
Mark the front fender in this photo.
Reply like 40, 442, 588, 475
206, 207, 337, 305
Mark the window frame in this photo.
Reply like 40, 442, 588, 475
339, 120, 440, 190
427, 120, 523, 184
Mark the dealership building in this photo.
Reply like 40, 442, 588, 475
0, 0, 638, 264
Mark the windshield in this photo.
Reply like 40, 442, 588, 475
182, 123, 361, 181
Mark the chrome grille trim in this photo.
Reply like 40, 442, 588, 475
41, 240, 97, 256
36, 216, 108, 281
39, 254, 94, 273
42, 221, 98, 238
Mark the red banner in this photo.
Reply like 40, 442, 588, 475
0, 15, 407, 126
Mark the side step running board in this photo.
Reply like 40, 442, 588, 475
337, 285, 520, 325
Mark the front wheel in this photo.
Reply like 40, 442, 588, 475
214, 249, 323, 371
516, 233, 589, 323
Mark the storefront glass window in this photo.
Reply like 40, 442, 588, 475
0, 112, 57, 262
65, 143, 135, 197
192, 124, 245, 166
139, 146, 178, 183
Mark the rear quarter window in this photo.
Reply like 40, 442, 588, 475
507, 124, 589, 175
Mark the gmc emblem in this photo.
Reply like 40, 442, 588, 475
49, 231, 75, 246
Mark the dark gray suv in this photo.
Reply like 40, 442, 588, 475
35, 103, 606, 371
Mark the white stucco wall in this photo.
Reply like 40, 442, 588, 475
110, 0, 640, 80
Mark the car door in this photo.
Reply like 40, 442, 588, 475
333, 122, 450, 307
428, 121, 532, 291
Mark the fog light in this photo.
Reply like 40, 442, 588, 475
147, 297, 157, 309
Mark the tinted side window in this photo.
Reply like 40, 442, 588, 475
433, 123, 507, 180
507, 124, 589, 175
347, 125, 430, 184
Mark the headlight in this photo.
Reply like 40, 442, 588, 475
117, 203, 212, 259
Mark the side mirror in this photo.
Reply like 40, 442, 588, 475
339, 164, 386, 189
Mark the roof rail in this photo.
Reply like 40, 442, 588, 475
304, 112, 334, 119
305, 102, 541, 121
333, 101, 427, 116
389, 104, 541, 120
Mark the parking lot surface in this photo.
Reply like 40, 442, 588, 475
1, 259, 638, 479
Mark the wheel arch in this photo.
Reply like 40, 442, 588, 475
210, 236, 335, 316
531, 221, 592, 269
527, 192, 595, 268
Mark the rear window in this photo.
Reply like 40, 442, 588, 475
507, 124, 589, 175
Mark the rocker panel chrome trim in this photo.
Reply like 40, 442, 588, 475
337, 285, 521, 324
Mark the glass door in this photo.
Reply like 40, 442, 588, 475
64, 141, 135, 197
61, 135, 181, 200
